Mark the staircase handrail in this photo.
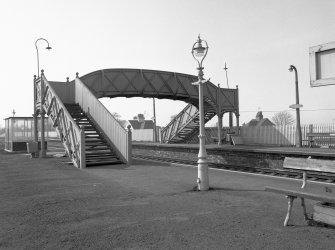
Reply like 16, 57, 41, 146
75, 77, 130, 163
37, 75, 85, 168
161, 104, 199, 142
161, 103, 197, 133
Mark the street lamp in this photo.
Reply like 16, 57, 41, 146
35, 38, 52, 77
289, 65, 302, 147
192, 35, 210, 191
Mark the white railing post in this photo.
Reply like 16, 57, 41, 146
127, 125, 132, 165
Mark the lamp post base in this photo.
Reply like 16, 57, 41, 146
197, 158, 209, 191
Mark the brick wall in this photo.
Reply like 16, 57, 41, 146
132, 144, 284, 170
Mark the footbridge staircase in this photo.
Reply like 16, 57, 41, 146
160, 103, 216, 143
34, 72, 131, 168
34, 68, 238, 167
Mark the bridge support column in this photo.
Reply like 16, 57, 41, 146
40, 71, 46, 158
33, 75, 39, 157
236, 113, 240, 135
217, 113, 223, 145
40, 109, 46, 158
229, 112, 233, 129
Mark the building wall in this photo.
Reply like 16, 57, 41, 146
132, 129, 154, 142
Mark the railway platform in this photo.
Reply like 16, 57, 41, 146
1, 148, 335, 249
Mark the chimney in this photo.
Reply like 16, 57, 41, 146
137, 114, 145, 123
256, 111, 263, 121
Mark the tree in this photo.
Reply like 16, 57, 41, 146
272, 111, 295, 126
112, 112, 127, 127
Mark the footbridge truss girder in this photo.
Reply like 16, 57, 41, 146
79, 68, 238, 115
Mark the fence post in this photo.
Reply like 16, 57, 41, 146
127, 125, 132, 165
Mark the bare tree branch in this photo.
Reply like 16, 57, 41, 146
272, 111, 295, 125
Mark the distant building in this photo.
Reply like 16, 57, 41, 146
245, 111, 274, 127
126, 114, 156, 142
127, 114, 154, 130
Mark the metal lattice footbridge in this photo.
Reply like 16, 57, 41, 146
34, 68, 239, 167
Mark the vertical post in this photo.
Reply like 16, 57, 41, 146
127, 125, 132, 165
197, 68, 209, 191
80, 127, 86, 169
284, 196, 295, 226
217, 84, 222, 145
295, 68, 302, 147
236, 114, 240, 135
229, 112, 233, 129
33, 75, 38, 146
192, 34, 209, 191
153, 98, 157, 142
217, 113, 223, 145
289, 65, 302, 147
236, 85, 240, 135
40, 70, 46, 158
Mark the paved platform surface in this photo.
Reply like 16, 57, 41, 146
1, 150, 335, 249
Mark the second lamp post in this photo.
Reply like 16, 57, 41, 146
289, 65, 302, 148
192, 35, 210, 191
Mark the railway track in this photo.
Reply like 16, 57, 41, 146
133, 154, 335, 184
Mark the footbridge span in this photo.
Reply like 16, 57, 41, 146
34, 68, 239, 168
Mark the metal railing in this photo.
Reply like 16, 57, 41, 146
75, 77, 131, 163
36, 75, 85, 168
161, 104, 199, 143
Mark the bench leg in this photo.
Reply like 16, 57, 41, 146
300, 198, 309, 221
284, 195, 296, 226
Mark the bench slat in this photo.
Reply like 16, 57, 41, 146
265, 186, 335, 203
283, 157, 335, 173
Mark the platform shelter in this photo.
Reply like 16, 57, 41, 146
4, 116, 56, 152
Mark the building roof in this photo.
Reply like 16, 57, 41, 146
246, 118, 274, 127
245, 111, 274, 127
128, 120, 154, 129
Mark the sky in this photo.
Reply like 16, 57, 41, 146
1, 0, 335, 129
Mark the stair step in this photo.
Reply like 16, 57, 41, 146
85, 136, 102, 139
85, 138, 104, 142
77, 121, 91, 124
86, 159, 123, 167
85, 142, 106, 146
86, 151, 115, 156
64, 104, 123, 166
86, 152, 117, 159
86, 147, 110, 151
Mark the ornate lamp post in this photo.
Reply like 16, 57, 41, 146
289, 65, 302, 147
192, 35, 210, 191
34, 38, 51, 158
35, 38, 52, 77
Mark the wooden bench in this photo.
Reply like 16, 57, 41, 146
265, 157, 335, 226
306, 132, 335, 148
